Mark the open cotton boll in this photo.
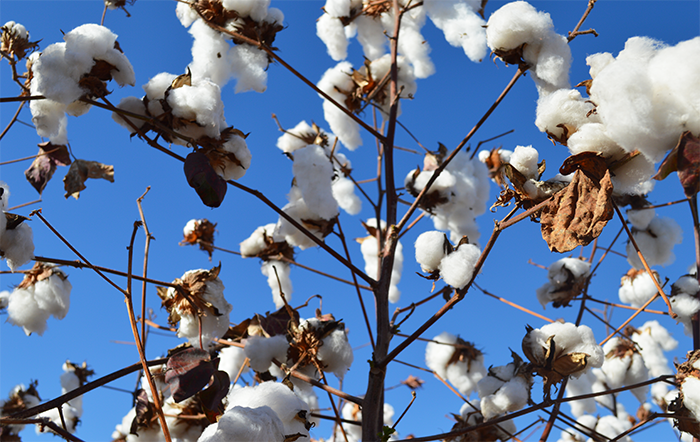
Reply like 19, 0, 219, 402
425, 332, 486, 397
536, 257, 590, 308
244, 334, 288, 373
564, 371, 597, 418
535, 89, 598, 140
299, 318, 354, 380
508, 145, 539, 179
670, 277, 700, 336
628, 207, 656, 230
424, 0, 487, 62
317, 14, 349, 61
332, 401, 395, 442
225, 382, 310, 437
383, 7, 434, 79
480, 374, 531, 420
239, 223, 278, 257
274, 187, 329, 249
229, 43, 269, 93
525, 32, 571, 94
619, 269, 658, 308
438, 243, 480, 289
167, 79, 226, 139
318, 62, 361, 150
367, 54, 418, 116
111, 96, 147, 133
425, 331, 459, 379
293, 145, 339, 220
223, 0, 271, 22
218, 135, 251, 180
1, 222, 34, 271
631, 322, 676, 401
261, 260, 293, 309
218, 346, 249, 382
277, 121, 314, 153
332, 176, 362, 215
355, 15, 387, 60
601, 337, 649, 403
486, 1, 554, 53
415, 231, 449, 273
188, 19, 233, 87
198, 405, 285, 442
523, 322, 604, 372
626, 216, 682, 269
0, 384, 41, 436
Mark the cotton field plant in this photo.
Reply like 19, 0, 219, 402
0, 1, 699, 442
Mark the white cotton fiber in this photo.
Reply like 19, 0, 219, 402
198, 405, 285, 442
219, 135, 251, 180
424, 0, 487, 62
261, 260, 293, 309
565, 371, 596, 417
619, 269, 658, 308
188, 19, 233, 87
167, 78, 226, 139
244, 334, 288, 373
387, 7, 434, 79
111, 96, 147, 133
1, 222, 35, 271
239, 223, 277, 257
355, 15, 387, 60
438, 243, 480, 289
681, 377, 700, 426
275, 189, 323, 250
425, 331, 459, 379
229, 43, 269, 93
317, 14, 349, 61
277, 120, 314, 153
300, 318, 354, 379
535, 89, 598, 140
626, 216, 682, 269
360, 231, 403, 302
218, 345, 249, 381
523, 322, 604, 371
293, 145, 339, 220
225, 382, 310, 437
508, 145, 539, 179
332, 176, 362, 215
415, 231, 448, 273
318, 62, 361, 150
627, 207, 656, 230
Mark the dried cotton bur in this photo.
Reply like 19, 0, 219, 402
157, 264, 232, 348
180, 218, 217, 259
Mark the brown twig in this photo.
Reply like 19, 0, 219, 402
0, 100, 25, 141
136, 187, 155, 349
474, 283, 555, 323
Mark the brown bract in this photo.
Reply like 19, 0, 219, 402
223, 305, 300, 342
522, 326, 590, 399
540, 153, 613, 253
654, 131, 700, 198
17, 262, 67, 290
157, 265, 223, 327
180, 219, 217, 259
482, 148, 506, 187
0, 380, 40, 418
446, 337, 483, 372
492, 43, 528, 69
0, 24, 39, 61
400, 375, 425, 390
62, 159, 115, 199
287, 318, 344, 376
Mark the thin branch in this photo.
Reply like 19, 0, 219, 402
136, 188, 155, 352
271, 359, 363, 406
0, 418, 85, 442
0, 100, 25, 141
474, 283, 555, 323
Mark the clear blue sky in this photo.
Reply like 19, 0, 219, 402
1, 1, 699, 441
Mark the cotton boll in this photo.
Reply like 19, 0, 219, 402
535, 89, 597, 140
229, 43, 269, 93
367, 54, 418, 117
261, 260, 293, 309
218, 135, 251, 180
223, 0, 271, 22
669, 293, 700, 336
566, 123, 622, 159
1, 222, 35, 271
6, 287, 51, 336
681, 377, 700, 428
486, 1, 554, 53
523, 322, 604, 371
355, 15, 387, 60
218, 346, 249, 382
619, 269, 658, 308
318, 62, 361, 150
293, 145, 339, 220
626, 216, 682, 269
244, 334, 288, 373
425, 332, 488, 396
424, 0, 487, 62
536, 257, 590, 308
480, 374, 531, 420
111, 96, 147, 133
332, 176, 362, 215
627, 207, 656, 230
275, 189, 325, 250
277, 121, 314, 153
565, 370, 597, 418
527, 32, 571, 93
226, 382, 310, 437
508, 145, 539, 179
167, 79, 226, 139
387, 9, 434, 79
198, 405, 285, 442
188, 19, 233, 87
438, 243, 481, 289
239, 223, 277, 257
631, 322, 677, 401
601, 337, 649, 403
415, 231, 449, 273
300, 318, 354, 380
176, 1, 199, 27
29, 96, 69, 144
317, 14, 349, 61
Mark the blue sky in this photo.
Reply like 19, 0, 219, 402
1, 1, 699, 441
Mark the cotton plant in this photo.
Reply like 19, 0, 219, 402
0, 382, 41, 439
317, 0, 487, 72
157, 266, 232, 348
669, 275, 700, 336
405, 148, 490, 244
424, 331, 486, 397
36, 361, 93, 436
521, 322, 604, 398
599, 337, 650, 403
630, 321, 677, 404
175, 0, 284, 92
316, 55, 417, 150
536, 257, 590, 308
358, 219, 403, 302
28, 24, 135, 144
3, 262, 72, 336
414, 231, 481, 290
625, 209, 682, 269
0, 182, 35, 271
618, 268, 659, 308
476, 351, 532, 420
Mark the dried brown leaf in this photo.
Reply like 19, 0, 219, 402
540, 169, 613, 253
400, 375, 425, 390
25, 142, 71, 195
63, 159, 114, 199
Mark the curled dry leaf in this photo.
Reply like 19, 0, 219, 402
129, 389, 158, 436
17, 262, 67, 290
184, 151, 228, 208
24, 142, 71, 195
540, 166, 613, 253
401, 375, 425, 390
654, 131, 700, 198
165, 347, 215, 403
180, 219, 217, 259
62, 159, 114, 199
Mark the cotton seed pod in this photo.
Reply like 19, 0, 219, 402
669, 350, 700, 438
